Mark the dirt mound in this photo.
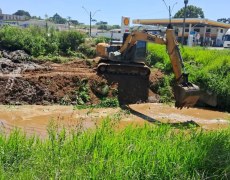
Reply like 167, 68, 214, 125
0, 52, 162, 105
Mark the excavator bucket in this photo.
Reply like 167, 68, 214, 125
173, 83, 200, 108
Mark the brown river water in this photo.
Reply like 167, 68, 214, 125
0, 103, 229, 137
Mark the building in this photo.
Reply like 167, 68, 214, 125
0, 8, 29, 26
0, 8, 71, 31
133, 18, 230, 46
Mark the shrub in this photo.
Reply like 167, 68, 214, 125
75, 79, 90, 105
0, 25, 25, 50
94, 36, 110, 44
78, 44, 96, 58
58, 31, 85, 54
0, 26, 86, 57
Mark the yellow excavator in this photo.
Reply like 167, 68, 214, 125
96, 24, 200, 108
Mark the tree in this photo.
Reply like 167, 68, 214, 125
51, 13, 67, 24
31, 16, 42, 20
174, 5, 204, 18
217, 18, 230, 24
70, 20, 79, 26
111, 25, 121, 29
98, 24, 108, 30
96, 21, 108, 25
13, 10, 31, 18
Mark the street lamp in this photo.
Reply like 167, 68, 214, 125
181, 0, 188, 46
82, 7, 100, 36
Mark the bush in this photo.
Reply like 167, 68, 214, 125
94, 36, 110, 44
78, 44, 96, 58
58, 31, 85, 55
0, 26, 86, 57
75, 79, 90, 105
0, 26, 25, 50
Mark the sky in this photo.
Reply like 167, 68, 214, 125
0, 0, 229, 25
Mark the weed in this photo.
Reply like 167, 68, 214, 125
97, 97, 119, 108
75, 78, 90, 105
60, 95, 71, 105
74, 97, 119, 110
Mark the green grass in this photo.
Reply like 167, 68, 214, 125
147, 44, 230, 111
0, 117, 230, 179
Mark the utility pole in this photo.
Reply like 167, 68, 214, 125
182, 0, 188, 46
82, 6, 100, 37
162, 0, 177, 26
89, 11, 92, 36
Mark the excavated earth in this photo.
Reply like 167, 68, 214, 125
0, 50, 229, 136
0, 50, 162, 105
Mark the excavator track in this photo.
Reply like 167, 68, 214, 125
97, 59, 150, 78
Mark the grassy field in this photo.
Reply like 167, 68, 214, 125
0, 117, 230, 179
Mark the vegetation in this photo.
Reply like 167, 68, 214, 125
217, 18, 230, 24
96, 21, 121, 31
74, 79, 119, 109
75, 97, 119, 109
147, 44, 230, 110
13, 10, 31, 18
174, 5, 205, 18
0, 25, 86, 57
0, 118, 229, 179
50, 13, 67, 24
75, 79, 91, 105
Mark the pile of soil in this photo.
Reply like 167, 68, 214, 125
0, 50, 163, 105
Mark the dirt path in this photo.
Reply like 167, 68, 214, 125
0, 104, 229, 137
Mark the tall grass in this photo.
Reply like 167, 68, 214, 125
0, 117, 230, 179
147, 44, 230, 110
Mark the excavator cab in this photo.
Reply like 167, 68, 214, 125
120, 40, 147, 63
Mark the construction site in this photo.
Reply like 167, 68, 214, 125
0, 48, 229, 136
0, 2, 230, 178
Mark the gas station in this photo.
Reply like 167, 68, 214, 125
133, 18, 230, 46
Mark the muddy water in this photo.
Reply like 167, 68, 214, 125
0, 104, 229, 137
128, 103, 230, 130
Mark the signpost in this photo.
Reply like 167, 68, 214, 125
121, 16, 130, 34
